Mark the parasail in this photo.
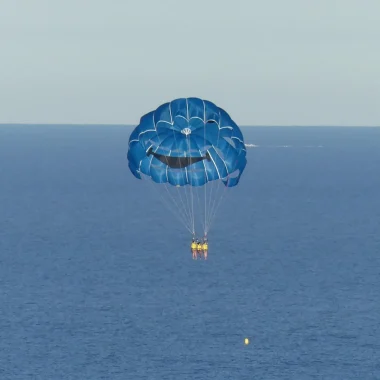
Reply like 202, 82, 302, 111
127, 97, 247, 237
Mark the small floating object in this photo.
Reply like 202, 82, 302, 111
244, 338, 249, 345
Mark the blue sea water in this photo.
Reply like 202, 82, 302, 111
0, 125, 380, 379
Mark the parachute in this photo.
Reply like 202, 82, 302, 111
127, 97, 247, 237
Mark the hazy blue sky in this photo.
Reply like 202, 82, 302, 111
1, 0, 379, 126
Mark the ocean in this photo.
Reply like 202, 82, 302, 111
0, 125, 379, 379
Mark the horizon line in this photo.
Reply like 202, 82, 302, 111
1, 123, 379, 128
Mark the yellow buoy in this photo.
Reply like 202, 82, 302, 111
244, 338, 249, 345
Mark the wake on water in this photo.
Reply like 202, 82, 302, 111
245, 143, 324, 148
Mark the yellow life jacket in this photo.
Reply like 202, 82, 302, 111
202, 243, 208, 250
191, 242, 197, 249
197, 243, 202, 250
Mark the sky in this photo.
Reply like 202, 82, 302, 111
0, 0, 379, 126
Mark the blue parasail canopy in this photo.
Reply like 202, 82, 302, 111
127, 97, 247, 188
